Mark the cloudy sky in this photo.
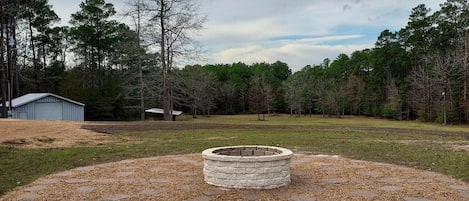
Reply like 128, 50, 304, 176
49, 0, 445, 72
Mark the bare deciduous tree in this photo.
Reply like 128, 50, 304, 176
432, 50, 461, 124
139, 0, 205, 121
177, 65, 217, 118
411, 58, 435, 121
248, 73, 273, 120
283, 73, 307, 117
320, 79, 345, 117
345, 74, 366, 115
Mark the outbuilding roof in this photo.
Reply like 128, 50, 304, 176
145, 108, 183, 115
5, 93, 85, 108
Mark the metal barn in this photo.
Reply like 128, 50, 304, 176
145, 108, 183, 121
5, 93, 85, 121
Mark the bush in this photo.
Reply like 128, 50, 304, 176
382, 103, 394, 119
382, 102, 400, 120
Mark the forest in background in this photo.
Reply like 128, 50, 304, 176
0, 0, 468, 123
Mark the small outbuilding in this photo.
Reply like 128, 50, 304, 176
145, 108, 183, 121
4, 93, 85, 121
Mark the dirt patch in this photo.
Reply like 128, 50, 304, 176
454, 145, 469, 152
204, 136, 237, 140
81, 121, 469, 137
0, 119, 113, 149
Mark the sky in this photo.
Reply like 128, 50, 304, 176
49, 0, 445, 72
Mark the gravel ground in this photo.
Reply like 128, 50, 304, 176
1, 154, 468, 201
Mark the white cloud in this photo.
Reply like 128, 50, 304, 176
273, 35, 365, 44
212, 42, 372, 72
198, 17, 281, 45
196, 0, 444, 71
49, 0, 445, 71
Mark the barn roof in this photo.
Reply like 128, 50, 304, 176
5, 93, 85, 108
145, 108, 183, 115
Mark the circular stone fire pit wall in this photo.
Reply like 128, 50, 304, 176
202, 145, 293, 189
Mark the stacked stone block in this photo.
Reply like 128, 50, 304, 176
202, 146, 293, 189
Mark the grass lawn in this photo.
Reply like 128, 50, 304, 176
0, 115, 468, 195
194, 114, 469, 133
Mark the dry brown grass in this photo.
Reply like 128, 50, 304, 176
0, 119, 114, 148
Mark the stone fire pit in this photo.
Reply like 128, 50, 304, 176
202, 145, 293, 189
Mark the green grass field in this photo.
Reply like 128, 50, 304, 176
193, 114, 469, 132
0, 115, 468, 195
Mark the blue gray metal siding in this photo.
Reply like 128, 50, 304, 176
12, 103, 35, 119
12, 95, 84, 121
62, 101, 84, 121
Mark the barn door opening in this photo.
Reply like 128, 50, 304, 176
35, 102, 63, 120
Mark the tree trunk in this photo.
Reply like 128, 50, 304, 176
28, 17, 39, 91
137, 0, 145, 121
464, 33, 469, 121
10, 15, 17, 98
41, 30, 47, 71
192, 106, 196, 118
97, 24, 104, 94
0, 17, 6, 118
160, 0, 171, 121
5, 15, 16, 116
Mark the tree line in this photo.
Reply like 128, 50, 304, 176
1, 0, 468, 123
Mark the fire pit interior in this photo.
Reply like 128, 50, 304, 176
212, 146, 282, 156
202, 145, 293, 189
